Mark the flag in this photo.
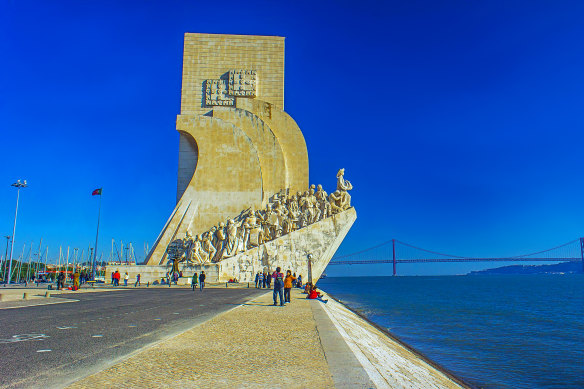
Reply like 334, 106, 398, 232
92, 188, 102, 196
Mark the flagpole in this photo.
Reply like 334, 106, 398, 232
92, 192, 102, 280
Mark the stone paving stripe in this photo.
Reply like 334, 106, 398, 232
311, 300, 376, 388
0, 298, 79, 310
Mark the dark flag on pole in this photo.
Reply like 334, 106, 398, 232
91, 187, 102, 280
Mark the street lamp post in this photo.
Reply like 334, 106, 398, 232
7, 180, 27, 285
307, 253, 313, 285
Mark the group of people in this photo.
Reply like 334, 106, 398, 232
55, 270, 86, 290
258, 267, 328, 306
190, 271, 206, 291
257, 267, 305, 306
255, 271, 302, 290
110, 270, 132, 287
173, 169, 354, 266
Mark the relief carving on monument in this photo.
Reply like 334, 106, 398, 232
228, 69, 257, 97
204, 69, 257, 106
205, 79, 235, 106
167, 170, 354, 267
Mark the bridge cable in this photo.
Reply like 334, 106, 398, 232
394, 240, 467, 258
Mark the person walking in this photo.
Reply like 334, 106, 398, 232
284, 270, 296, 303
272, 267, 285, 306
111, 271, 115, 285
73, 271, 80, 290
114, 270, 121, 287
57, 271, 65, 290
266, 272, 272, 288
254, 272, 259, 288
258, 272, 264, 289
192, 272, 198, 291
124, 272, 129, 287
199, 271, 206, 291
135, 274, 141, 287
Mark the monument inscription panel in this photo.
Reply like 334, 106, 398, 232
205, 79, 234, 106
228, 69, 257, 97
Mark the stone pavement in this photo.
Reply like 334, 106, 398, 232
68, 289, 335, 389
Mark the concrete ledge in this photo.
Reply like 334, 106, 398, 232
318, 291, 467, 389
311, 300, 375, 388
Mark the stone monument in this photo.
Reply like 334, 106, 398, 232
108, 33, 356, 284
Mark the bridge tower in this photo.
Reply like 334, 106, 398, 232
392, 239, 396, 276
580, 237, 584, 273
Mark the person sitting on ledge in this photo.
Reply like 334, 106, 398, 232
307, 285, 328, 303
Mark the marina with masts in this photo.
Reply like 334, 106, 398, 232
0, 239, 149, 284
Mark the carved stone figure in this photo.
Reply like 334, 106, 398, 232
243, 210, 263, 249
215, 222, 227, 260
224, 219, 242, 258
329, 190, 351, 213
201, 232, 216, 263
306, 188, 320, 224
191, 235, 204, 264
316, 184, 330, 220
337, 168, 353, 192
287, 194, 300, 231
274, 199, 291, 235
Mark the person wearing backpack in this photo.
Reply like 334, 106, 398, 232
199, 271, 206, 291
192, 272, 198, 291
272, 267, 285, 306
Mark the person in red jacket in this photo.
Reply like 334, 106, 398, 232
307, 285, 328, 303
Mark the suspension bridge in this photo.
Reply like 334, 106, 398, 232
329, 238, 584, 275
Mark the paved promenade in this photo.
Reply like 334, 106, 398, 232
67, 289, 465, 389
69, 289, 335, 388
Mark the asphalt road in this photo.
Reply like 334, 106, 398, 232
0, 287, 265, 388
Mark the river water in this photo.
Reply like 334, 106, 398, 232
317, 274, 583, 388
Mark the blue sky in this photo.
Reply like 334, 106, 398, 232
1, 0, 583, 275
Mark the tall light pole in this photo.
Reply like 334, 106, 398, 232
7, 179, 27, 285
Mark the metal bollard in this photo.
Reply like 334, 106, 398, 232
45, 291, 51, 298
